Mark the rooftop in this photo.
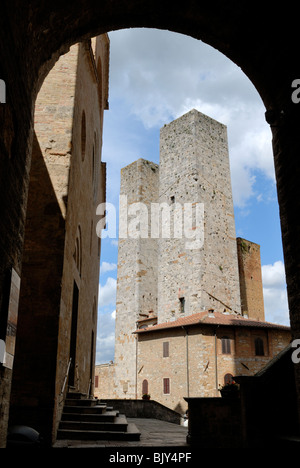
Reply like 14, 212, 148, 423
135, 310, 290, 334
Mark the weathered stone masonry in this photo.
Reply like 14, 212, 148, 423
8, 36, 109, 445
1, 0, 300, 446
158, 110, 241, 322
109, 109, 272, 401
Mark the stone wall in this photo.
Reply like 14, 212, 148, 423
9, 133, 66, 444
53, 37, 108, 440
99, 398, 183, 425
94, 362, 115, 399
185, 397, 243, 447
8, 36, 109, 445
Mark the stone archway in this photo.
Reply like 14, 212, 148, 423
1, 1, 300, 446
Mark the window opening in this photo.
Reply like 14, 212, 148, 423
221, 336, 231, 354
224, 373, 233, 385
163, 341, 169, 357
255, 337, 264, 356
142, 379, 148, 395
163, 378, 170, 394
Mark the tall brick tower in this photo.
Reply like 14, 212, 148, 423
236, 237, 265, 321
113, 109, 242, 398
157, 109, 241, 322
113, 159, 159, 398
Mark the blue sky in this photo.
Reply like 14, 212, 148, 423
95, 28, 289, 364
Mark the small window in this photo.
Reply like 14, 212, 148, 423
163, 342, 169, 357
142, 379, 148, 395
95, 375, 99, 388
255, 337, 264, 356
224, 373, 233, 385
163, 378, 170, 394
179, 297, 185, 314
221, 336, 231, 354
170, 196, 175, 204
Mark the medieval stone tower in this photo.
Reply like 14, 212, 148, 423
113, 109, 245, 398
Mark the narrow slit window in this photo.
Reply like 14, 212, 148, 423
255, 337, 264, 356
222, 336, 231, 354
142, 379, 148, 395
163, 341, 169, 357
163, 378, 170, 394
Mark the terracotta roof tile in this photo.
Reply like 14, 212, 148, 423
135, 310, 290, 334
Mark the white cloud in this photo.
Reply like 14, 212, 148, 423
262, 261, 286, 288
100, 261, 117, 273
96, 309, 116, 363
98, 277, 117, 308
262, 261, 290, 326
105, 28, 274, 209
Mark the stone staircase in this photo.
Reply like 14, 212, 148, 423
56, 391, 141, 442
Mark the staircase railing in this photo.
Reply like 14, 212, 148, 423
87, 378, 92, 398
59, 357, 72, 405
75, 363, 79, 391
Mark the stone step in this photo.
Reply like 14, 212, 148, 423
66, 391, 90, 400
63, 404, 108, 414
56, 422, 141, 441
61, 410, 119, 423
64, 398, 98, 407
59, 414, 128, 432
57, 391, 140, 442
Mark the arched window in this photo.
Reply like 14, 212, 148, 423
74, 225, 82, 276
224, 373, 234, 385
221, 336, 231, 354
255, 337, 264, 356
142, 379, 148, 395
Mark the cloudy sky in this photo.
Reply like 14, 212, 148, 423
96, 28, 289, 364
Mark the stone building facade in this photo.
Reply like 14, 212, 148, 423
7, 35, 109, 445
135, 311, 291, 413
95, 110, 291, 409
